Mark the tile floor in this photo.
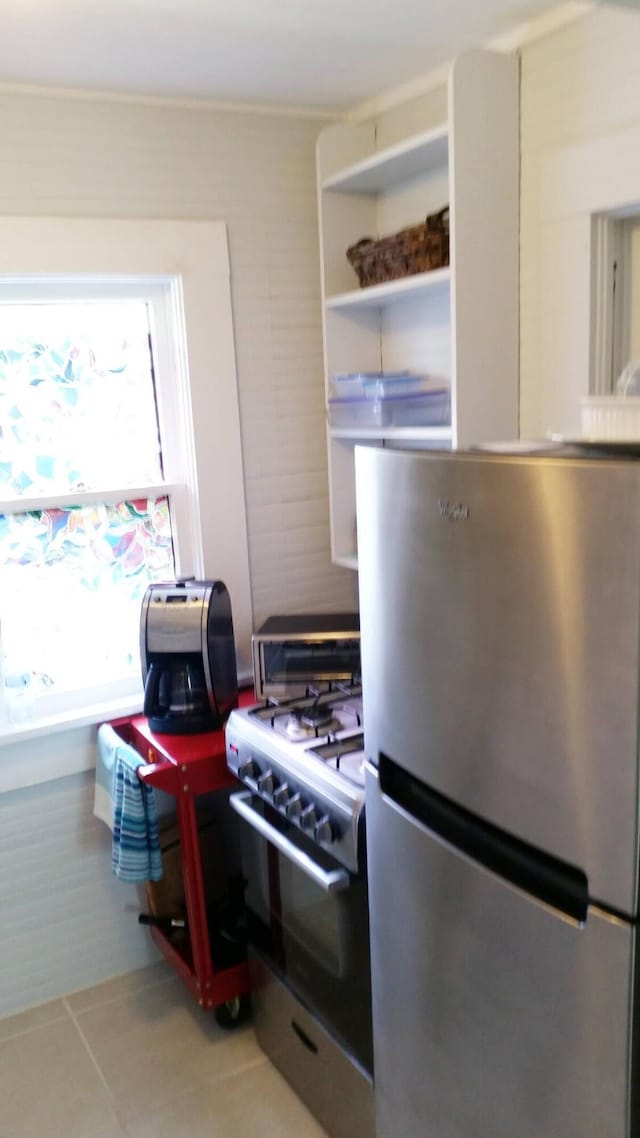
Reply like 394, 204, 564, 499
0, 962, 330, 1138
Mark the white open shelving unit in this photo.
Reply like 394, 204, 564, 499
317, 49, 520, 569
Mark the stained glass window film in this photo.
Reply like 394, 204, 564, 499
0, 302, 163, 497
0, 300, 176, 702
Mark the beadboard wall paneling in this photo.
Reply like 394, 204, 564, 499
519, 5, 640, 437
0, 772, 158, 1018
0, 92, 356, 1017
0, 92, 356, 627
631, 223, 640, 362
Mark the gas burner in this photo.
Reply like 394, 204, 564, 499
283, 704, 342, 740
310, 732, 366, 786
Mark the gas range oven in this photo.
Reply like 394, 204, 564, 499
225, 684, 373, 1138
226, 684, 366, 873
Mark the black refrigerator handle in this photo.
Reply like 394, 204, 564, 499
374, 754, 589, 925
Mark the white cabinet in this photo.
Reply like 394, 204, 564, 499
317, 49, 520, 568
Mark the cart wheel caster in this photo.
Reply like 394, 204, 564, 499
214, 994, 252, 1030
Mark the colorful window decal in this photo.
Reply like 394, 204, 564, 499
0, 498, 174, 693
0, 301, 163, 497
0, 299, 177, 699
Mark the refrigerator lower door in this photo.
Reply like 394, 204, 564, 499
366, 764, 636, 1138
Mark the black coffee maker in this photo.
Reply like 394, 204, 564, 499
140, 579, 238, 734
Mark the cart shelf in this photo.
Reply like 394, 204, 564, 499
109, 689, 255, 1020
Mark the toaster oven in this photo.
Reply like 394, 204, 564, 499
252, 613, 360, 699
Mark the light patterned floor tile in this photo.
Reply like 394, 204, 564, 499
123, 1056, 330, 1138
66, 960, 173, 1014
2, 969, 333, 1138
0, 1017, 126, 1138
0, 996, 69, 1042
74, 976, 264, 1123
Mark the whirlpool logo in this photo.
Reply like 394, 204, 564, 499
438, 498, 470, 522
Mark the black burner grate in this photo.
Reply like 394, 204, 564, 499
250, 682, 362, 731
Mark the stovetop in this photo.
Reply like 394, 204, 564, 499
245, 685, 365, 786
225, 684, 366, 874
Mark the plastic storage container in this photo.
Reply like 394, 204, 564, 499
391, 387, 451, 426
328, 395, 390, 428
328, 384, 451, 430
329, 371, 414, 401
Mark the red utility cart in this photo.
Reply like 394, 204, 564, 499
109, 692, 253, 1027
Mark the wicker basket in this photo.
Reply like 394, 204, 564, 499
346, 206, 449, 289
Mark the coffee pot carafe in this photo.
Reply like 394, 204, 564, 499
143, 657, 209, 723
140, 579, 238, 735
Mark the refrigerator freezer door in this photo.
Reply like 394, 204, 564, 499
356, 446, 640, 914
366, 764, 635, 1138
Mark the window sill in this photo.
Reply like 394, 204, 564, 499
0, 695, 147, 794
0, 694, 143, 748
0, 671, 252, 793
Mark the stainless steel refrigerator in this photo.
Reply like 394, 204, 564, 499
355, 443, 640, 1138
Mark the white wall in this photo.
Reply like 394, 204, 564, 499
0, 91, 356, 1016
0, 89, 356, 626
0, 772, 158, 1017
520, 4, 640, 437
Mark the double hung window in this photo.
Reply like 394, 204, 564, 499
0, 218, 250, 785
0, 283, 189, 721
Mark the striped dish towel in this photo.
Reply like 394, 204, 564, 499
94, 724, 122, 831
95, 724, 163, 883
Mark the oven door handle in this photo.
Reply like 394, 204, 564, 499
230, 791, 351, 894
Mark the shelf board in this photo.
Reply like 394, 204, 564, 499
330, 425, 453, 443
322, 124, 449, 195
325, 267, 450, 311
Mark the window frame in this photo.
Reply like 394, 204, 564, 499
0, 279, 191, 708
0, 218, 251, 789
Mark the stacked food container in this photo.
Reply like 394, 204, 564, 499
327, 372, 451, 430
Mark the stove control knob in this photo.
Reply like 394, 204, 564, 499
273, 783, 291, 808
300, 805, 319, 831
314, 815, 335, 845
285, 794, 303, 820
238, 759, 259, 782
257, 770, 277, 797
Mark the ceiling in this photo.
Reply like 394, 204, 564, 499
0, 0, 617, 113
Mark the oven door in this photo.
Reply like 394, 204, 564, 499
230, 790, 372, 1073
